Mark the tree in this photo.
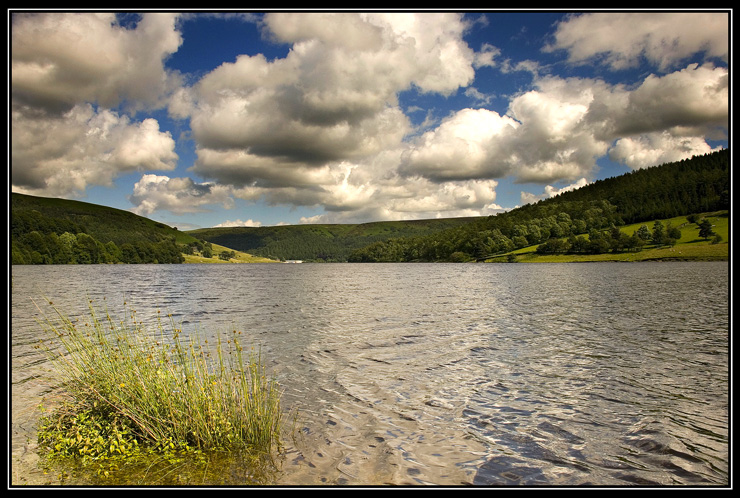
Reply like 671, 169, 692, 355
666, 223, 682, 244
536, 238, 570, 254
652, 221, 666, 245
219, 250, 236, 261
635, 225, 652, 242
73, 233, 100, 264
698, 219, 715, 240
567, 235, 590, 254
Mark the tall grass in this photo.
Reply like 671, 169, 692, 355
34, 299, 284, 461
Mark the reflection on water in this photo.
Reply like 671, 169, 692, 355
11, 262, 729, 486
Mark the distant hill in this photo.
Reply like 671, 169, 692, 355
190, 149, 729, 262
11, 149, 729, 264
542, 148, 729, 224
187, 217, 478, 262
12, 193, 195, 246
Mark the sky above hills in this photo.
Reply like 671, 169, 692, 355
10, 10, 730, 229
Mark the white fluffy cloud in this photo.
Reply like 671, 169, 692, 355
184, 12, 474, 171
10, 11, 729, 224
174, 12, 490, 222
11, 12, 182, 113
547, 12, 728, 71
608, 132, 721, 170
214, 219, 263, 228
520, 178, 590, 206
602, 63, 728, 138
400, 108, 519, 181
11, 12, 183, 198
12, 104, 178, 197
129, 174, 234, 215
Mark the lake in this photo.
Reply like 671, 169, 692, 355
10, 262, 730, 487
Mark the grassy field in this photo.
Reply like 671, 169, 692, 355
486, 212, 729, 263
182, 242, 278, 264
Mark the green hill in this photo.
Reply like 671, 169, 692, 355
346, 149, 729, 262
11, 149, 729, 265
189, 150, 728, 263
187, 217, 477, 262
11, 193, 198, 264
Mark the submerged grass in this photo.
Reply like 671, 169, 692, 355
33, 298, 284, 480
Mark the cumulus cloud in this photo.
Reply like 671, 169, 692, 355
400, 76, 609, 185
184, 13, 473, 176
10, 11, 729, 224
11, 104, 178, 197
213, 219, 263, 228
400, 108, 518, 181
129, 174, 234, 215
11, 12, 183, 199
600, 63, 728, 138
520, 178, 590, 205
165, 12, 499, 222
11, 12, 182, 113
397, 56, 727, 187
608, 132, 722, 170
546, 12, 728, 71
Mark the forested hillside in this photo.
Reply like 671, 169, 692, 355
188, 217, 477, 262
11, 193, 199, 264
348, 149, 729, 262
548, 148, 729, 223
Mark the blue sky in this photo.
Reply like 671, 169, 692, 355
10, 10, 730, 229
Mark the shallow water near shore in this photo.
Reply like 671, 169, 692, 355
11, 262, 729, 487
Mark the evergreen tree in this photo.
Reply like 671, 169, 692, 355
698, 219, 715, 240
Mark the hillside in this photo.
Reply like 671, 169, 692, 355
11, 193, 197, 264
10, 149, 729, 265
486, 211, 729, 263
187, 217, 477, 262
191, 150, 729, 263
347, 149, 729, 262
11, 193, 280, 265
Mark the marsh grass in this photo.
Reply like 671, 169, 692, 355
34, 298, 284, 477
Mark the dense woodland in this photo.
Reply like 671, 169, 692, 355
11, 194, 192, 264
188, 217, 476, 262
10, 149, 730, 264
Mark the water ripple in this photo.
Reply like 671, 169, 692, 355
11, 262, 729, 486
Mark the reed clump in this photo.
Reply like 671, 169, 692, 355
34, 299, 284, 473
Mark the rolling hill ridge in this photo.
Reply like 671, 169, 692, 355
11, 149, 729, 264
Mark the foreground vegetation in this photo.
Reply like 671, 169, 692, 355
34, 300, 284, 481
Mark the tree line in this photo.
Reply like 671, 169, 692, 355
534, 217, 720, 256
348, 199, 624, 262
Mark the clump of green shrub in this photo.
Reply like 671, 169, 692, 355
34, 299, 284, 477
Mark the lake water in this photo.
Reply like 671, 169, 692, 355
10, 262, 730, 487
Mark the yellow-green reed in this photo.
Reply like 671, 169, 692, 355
34, 298, 284, 460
